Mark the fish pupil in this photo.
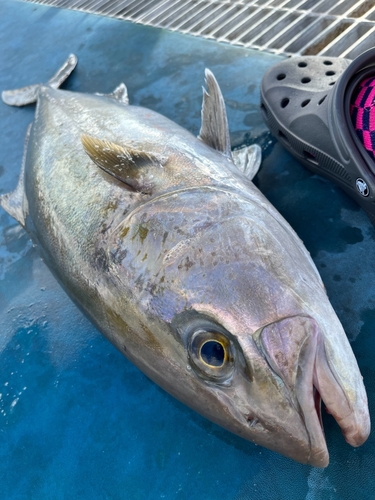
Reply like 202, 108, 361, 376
200, 341, 225, 367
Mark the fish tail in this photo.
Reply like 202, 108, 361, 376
2, 54, 77, 107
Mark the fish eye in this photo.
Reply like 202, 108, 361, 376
188, 329, 234, 383
200, 340, 226, 367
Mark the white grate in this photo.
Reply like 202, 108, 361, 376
24, 0, 375, 58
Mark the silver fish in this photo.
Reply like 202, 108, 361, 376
1, 55, 370, 467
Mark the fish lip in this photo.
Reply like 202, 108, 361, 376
257, 316, 329, 466
298, 327, 370, 466
313, 337, 371, 449
293, 325, 330, 467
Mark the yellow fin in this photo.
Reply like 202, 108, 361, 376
81, 134, 167, 194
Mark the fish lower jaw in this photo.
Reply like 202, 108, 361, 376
293, 354, 330, 466
297, 388, 329, 467
243, 409, 328, 467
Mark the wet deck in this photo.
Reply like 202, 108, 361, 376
1, 1, 374, 498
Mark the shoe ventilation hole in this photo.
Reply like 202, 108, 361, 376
318, 95, 327, 105
278, 130, 290, 144
329, 81, 336, 86
323, 61, 333, 65
326, 71, 335, 76
301, 99, 310, 107
298, 62, 307, 68
277, 73, 286, 80
281, 98, 289, 108
301, 77, 311, 84
303, 150, 319, 165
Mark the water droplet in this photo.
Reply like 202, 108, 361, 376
10, 398, 18, 409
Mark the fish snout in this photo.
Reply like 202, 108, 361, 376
258, 315, 370, 466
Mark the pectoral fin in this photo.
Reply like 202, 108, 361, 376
198, 69, 232, 159
232, 144, 262, 181
81, 134, 167, 194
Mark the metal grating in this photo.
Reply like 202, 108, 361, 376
25, 0, 375, 58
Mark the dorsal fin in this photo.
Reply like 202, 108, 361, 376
81, 134, 167, 194
96, 83, 129, 104
198, 69, 232, 159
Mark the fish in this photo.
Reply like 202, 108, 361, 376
1, 54, 370, 467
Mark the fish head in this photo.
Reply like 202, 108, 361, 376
110, 184, 370, 467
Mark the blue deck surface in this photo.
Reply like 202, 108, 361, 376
0, 1, 374, 498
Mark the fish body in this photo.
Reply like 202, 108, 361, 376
1, 56, 370, 466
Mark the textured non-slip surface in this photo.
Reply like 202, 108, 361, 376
25, 0, 375, 58
1, 1, 375, 498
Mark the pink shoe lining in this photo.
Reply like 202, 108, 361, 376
350, 76, 375, 161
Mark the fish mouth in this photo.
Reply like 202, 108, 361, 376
312, 336, 370, 450
260, 316, 370, 467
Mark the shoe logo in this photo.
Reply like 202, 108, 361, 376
356, 178, 369, 197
